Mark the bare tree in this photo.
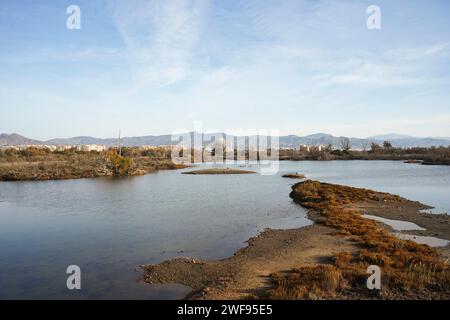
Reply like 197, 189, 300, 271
340, 137, 351, 152
361, 139, 369, 152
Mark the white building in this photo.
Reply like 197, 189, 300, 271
76, 144, 106, 152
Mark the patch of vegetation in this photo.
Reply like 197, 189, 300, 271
0, 147, 187, 181
269, 265, 344, 299
266, 180, 450, 299
107, 151, 133, 176
279, 145, 450, 166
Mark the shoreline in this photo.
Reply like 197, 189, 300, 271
278, 157, 450, 166
141, 181, 450, 300
2, 158, 448, 182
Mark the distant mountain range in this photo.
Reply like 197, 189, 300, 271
0, 133, 42, 146
1, 132, 450, 149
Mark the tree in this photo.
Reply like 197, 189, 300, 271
370, 142, 382, 154
383, 140, 393, 150
361, 140, 370, 152
340, 137, 351, 152
107, 151, 133, 176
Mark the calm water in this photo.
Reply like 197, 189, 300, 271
0, 160, 449, 299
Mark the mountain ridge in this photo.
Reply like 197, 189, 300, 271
0, 133, 43, 146
1, 132, 450, 149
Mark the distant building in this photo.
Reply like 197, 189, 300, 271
296, 144, 327, 152
76, 144, 106, 152
298, 144, 310, 152
55, 145, 74, 152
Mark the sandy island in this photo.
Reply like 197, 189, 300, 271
282, 173, 306, 179
141, 180, 450, 300
182, 168, 256, 175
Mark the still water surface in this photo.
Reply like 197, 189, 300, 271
0, 160, 449, 299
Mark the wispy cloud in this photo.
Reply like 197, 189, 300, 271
297, 113, 450, 138
110, 0, 209, 87
0, 44, 126, 64
382, 42, 450, 61
317, 43, 450, 86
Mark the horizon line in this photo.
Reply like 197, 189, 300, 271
2, 131, 450, 141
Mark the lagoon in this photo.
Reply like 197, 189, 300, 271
0, 160, 449, 299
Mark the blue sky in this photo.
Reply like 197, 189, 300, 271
1, 0, 450, 140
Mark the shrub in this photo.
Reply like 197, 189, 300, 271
107, 152, 133, 176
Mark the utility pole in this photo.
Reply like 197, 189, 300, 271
118, 130, 122, 156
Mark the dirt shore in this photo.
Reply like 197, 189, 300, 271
141, 181, 450, 300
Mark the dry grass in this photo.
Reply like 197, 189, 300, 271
0, 148, 186, 181
269, 265, 344, 299
267, 180, 450, 299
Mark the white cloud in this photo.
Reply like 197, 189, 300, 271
382, 42, 450, 61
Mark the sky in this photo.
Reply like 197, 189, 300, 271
0, 0, 450, 140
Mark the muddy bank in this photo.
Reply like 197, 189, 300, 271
142, 224, 356, 299
353, 200, 450, 242
141, 181, 450, 300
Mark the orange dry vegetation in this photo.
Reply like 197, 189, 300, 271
267, 180, 450, 299
269, 265, 344, 299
